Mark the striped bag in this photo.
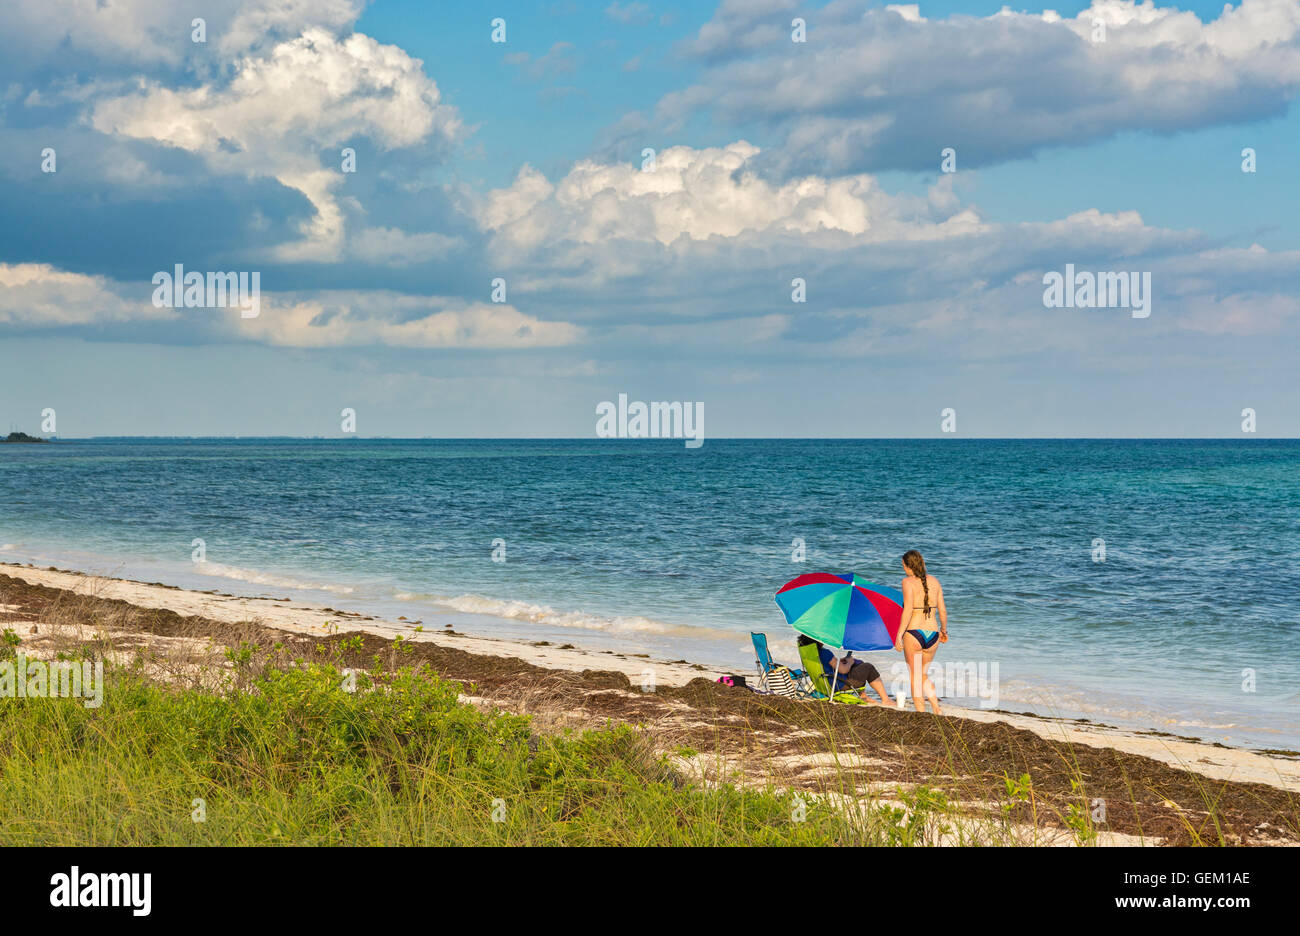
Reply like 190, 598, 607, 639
763, 665, 799, 698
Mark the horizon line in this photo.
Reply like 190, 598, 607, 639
10, 435, 1297, 442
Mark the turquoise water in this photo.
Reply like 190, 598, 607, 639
2, 438, 1297, 750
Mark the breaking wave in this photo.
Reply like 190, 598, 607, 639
433, 593, 714, 639
191, 561, 357, 596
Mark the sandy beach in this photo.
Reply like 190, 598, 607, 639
2, 560, 1295, 846
8, 0, 1300, 901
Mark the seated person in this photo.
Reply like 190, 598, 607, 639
796, 635, 889, 704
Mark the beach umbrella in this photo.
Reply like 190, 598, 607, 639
774, 572, 904, 652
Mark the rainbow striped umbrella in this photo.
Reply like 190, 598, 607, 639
774, 572, 904, 651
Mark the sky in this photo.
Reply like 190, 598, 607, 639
1, 0, 1298, 438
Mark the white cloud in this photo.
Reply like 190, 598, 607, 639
0, 265, 583, 350
1177, 292, 1300, 335
5, 0, 1299, 371
483, 141, 908, 252
0, 0, 366, 70
220, 0, 366, 58
0, 263, 174, 325
478, 142, 1000, 297
91, 29, 461, 261
236, 292, 583, 349
661, 0, 1300, 174
474, 139, 1300, 353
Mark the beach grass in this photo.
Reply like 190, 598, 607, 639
0, 658, 885, 846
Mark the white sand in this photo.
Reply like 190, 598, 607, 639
0, 563, 708, 687
4, 561, 1297, 793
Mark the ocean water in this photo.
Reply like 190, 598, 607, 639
1, 438, 1297, 750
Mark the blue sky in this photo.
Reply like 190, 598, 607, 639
1, 0, 1298, 437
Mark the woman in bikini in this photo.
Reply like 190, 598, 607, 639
893, 549, 947, 713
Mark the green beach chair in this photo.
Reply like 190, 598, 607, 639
796, 641, 865, 705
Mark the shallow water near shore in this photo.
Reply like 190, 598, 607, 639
2, 437, 1297, 750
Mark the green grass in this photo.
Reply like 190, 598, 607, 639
0, 661, 882, 845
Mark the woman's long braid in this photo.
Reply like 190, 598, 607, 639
903, 549, 930, 617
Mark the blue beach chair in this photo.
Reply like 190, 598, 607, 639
750, 632, 807, 692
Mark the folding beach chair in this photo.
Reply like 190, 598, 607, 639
750, 631, 808, 694
796, 641, 866, 705
751, 631, 807, 679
